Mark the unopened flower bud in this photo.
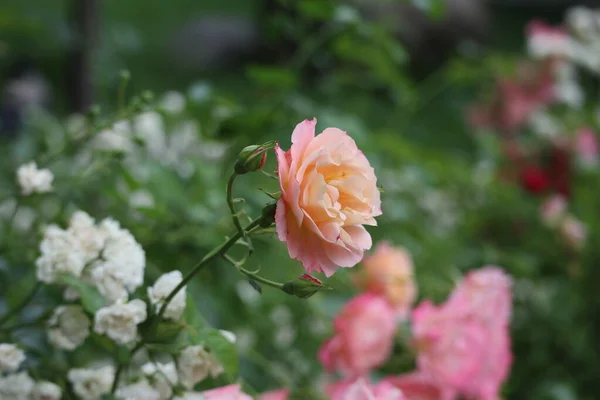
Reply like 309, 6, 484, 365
234, 145, 268, 174
259, 203, 277, 227
282, 274, 326, 299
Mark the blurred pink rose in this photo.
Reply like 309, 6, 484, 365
560, 215, 587, 251
384, 372, 447, 400
319, 293, 397, 377
329, 378, 405, 400
540, 195, 567, 227
412, 267, 513, 400
275, 119, 382, 277
202, 384, 252, 400
259, 389, 289, 400
575, 127, 599, 167
356, 242, 417, 317
527, 20, 570, 59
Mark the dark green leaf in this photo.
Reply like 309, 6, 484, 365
183, 293, 207, 331
61, 274, 105, 313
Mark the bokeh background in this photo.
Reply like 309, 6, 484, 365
1, 1, 600, 399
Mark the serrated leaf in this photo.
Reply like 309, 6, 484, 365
61, 274, 105, 313
248, 278, 262, 294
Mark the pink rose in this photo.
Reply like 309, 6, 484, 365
259, 389, 289, 400
540, 195, 567, 227
319, 293, 397, 377
202, 384, 252, 400
275, 119, 382, 276
575, 127, 599, 167
356, 242, 416, 317
384, 372, 447, 400
412, 267, 513, 400
329, 378, 405, 400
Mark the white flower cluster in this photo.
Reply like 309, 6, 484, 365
0, 344, 62, 400
47, 305, 91, 350
528, 7, 600, 73
177, 345, 224, 389
36, 211, 145, 304
147, 270, 186, 320
16, 161, 54, 196
94, 299, 147, 345
68, 365, 115, 400
141, 361, 179, 399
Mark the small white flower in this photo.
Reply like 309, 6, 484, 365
141, 362, 178, 400
89, 261, 131, 304
134, 111, 166, 159
147, 271, 186, 320
160, 91, 186, 114
32, 381, 62, 400
47, 305, 91, 350
560, 216, 587, 251
68, 365, 115, 400
68, 211, 107, 264
0, 343, 25, 372
0, 372, 35, 399
173, 393, 204, 400
36, 225, 87, 283
94, 299, 147, 345
116, 379, 161, 400
129, 190, 155, 209
528, 109, 563, 138
12, 207, 36, 232
16, 161, 53, 195
93, 121, 134, 153
177, 345, 222, 389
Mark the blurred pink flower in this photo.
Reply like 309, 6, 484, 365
412, 267, 513, 400
527, 20, 570, 59
560, 215, 587, 251
355, 242, 417, 317
259, 389, 289, 400
329, 378, 405, 400
319, 293, 397, 377
575, 127, 599, 167
384, 372, 447, 400
275, 119, 381, 277
202, 384, 252, 400
540, 194, 568, 227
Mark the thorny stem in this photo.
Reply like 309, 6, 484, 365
156, 217, 263, 321
226, 172, 253, 255
0, 282, 42, 328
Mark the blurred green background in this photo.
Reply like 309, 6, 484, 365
1, 1, 599, 399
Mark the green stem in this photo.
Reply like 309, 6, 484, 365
110, 341, 144, 394
156, 217, 262, 320
226, 173, 251, 251
239, 267, 284, 290
0, 282, 41, 327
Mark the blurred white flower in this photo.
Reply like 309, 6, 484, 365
142, 361, 178, 400
68, 365, 115, 400
134, 111, 166, 159
36, 225, 86, 283
47, 305, 91, 350
177, 345, 222, 389
147, 271, 186, 320
173, 393, 204, 400
94, 299, 147, 345
527, 22, 572, 59
0, 372, 35, 399
269, 305, 292, 326
32, 381, 62, 400
188, 82, 212, 103
567, 7, 598, 41
160, 91, 186, 114
528, 109, 563, 138
16, 161, 53, 195
12, 206, 35, 232
540, 195, 568, 227
234, 328, 256, 352
93, 121, 134, 153
235, 281, 260, 307
116, 379, 161, 400
274, 326, 297, 349
129, 189, 155, 209
0, 343, 25, 373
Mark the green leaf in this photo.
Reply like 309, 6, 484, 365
61, 274, 105, 313
5, 271, 37, 310
145, 333, 188, 354
183, 293, 207, 331
297, 0, 335, 20
116, 345, 131, 364
201, 328, 239, 380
